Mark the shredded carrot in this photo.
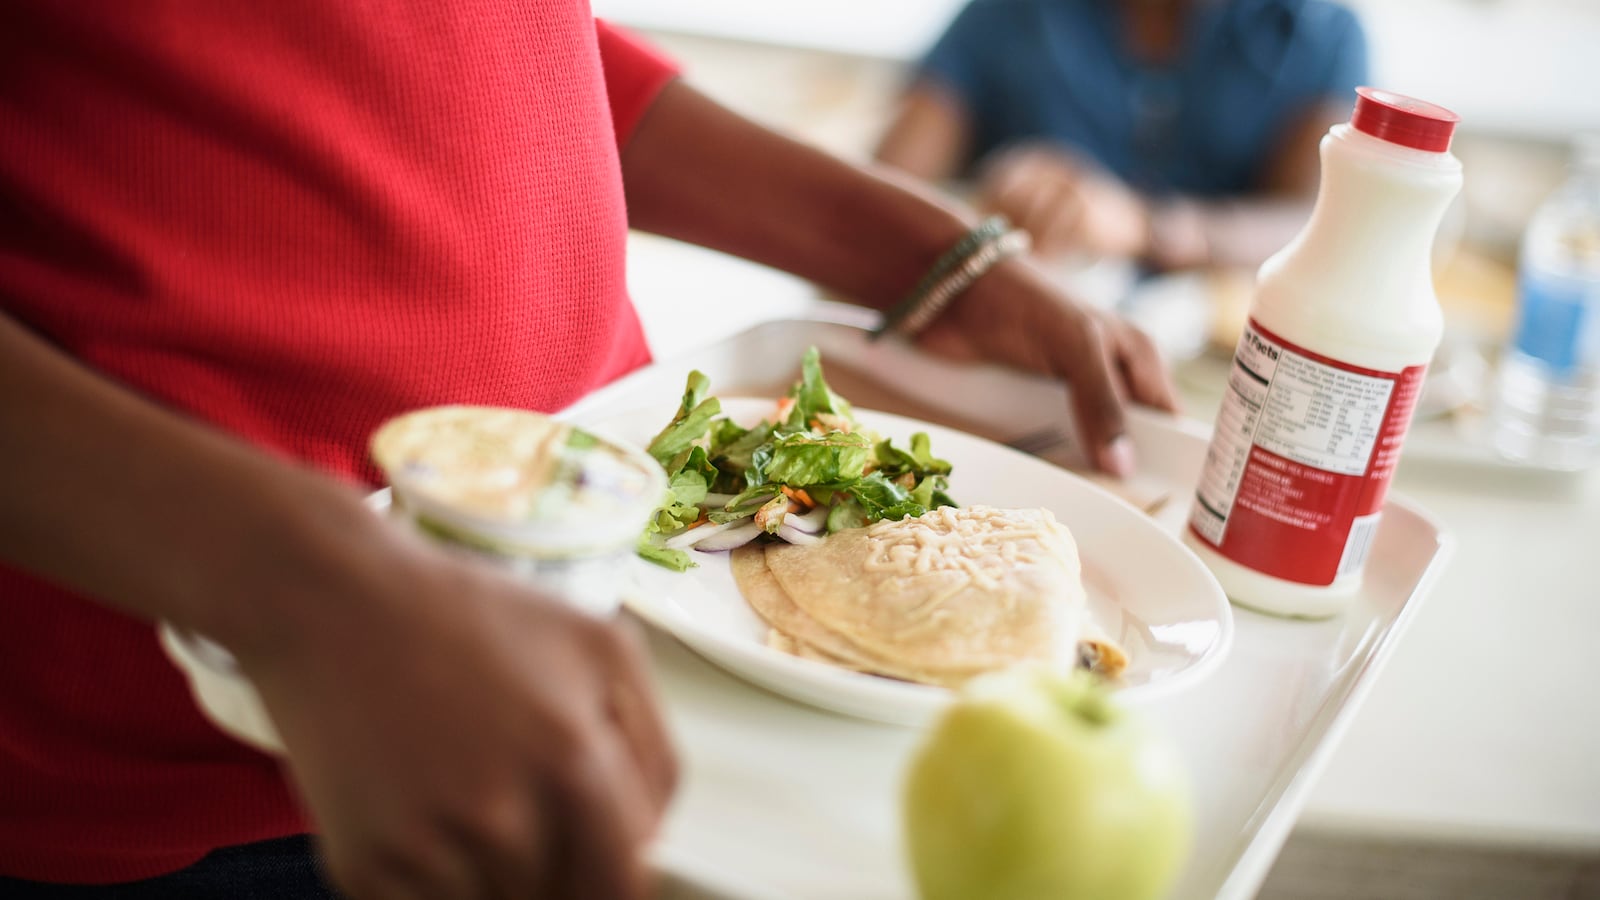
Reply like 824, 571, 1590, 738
685, 510, 709, 529
774, 396, 795, 421
780, 485, 816, 509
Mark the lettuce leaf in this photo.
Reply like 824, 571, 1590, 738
648, 502, 701, 535
643, 446, 717, 542
783, 346, 854, 432
831, 471, 958, 526
635, 348, 959, 565
909, 473, 957, 511
714, 421, 776, 490
709, 484, 779, 524
874, 432, 952, 478
637, 536, 694, 572
647, 371, 721, 465
665, 446, 717, 508
709, 418, 751, 455
844, 471, 926, 522
761, 431, 872, 486
825, 497, 868, 533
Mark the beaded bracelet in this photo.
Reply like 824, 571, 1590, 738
871, 216, 1011, 340
872, 222, 1031, 340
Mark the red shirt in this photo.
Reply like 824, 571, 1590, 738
0, 2, 676, 883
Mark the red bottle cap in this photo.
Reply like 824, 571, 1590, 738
1350, 87, 1460, 152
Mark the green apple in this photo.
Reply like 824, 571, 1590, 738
903, 667, 1192, 900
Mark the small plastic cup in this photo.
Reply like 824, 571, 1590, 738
370, 405, 667, 618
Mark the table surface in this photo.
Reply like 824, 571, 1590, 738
622, 233, 1600, 852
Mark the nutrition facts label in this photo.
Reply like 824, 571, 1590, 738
1255, 354, 1393, 475
1190, 321, 1422, 585
1192, 330, 1280, 543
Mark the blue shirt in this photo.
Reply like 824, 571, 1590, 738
920, 0, 1368, 196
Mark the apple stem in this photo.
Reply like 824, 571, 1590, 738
1054, 673, 1117, 727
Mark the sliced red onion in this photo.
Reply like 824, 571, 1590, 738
657, 505, 828, 556
776, 522, 823, 545
691, 521, 765, 552
663, 516, 755, 550
784, 505, 829, 534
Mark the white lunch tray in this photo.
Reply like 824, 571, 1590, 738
559, 309, 1454, 900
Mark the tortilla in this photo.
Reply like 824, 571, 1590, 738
764, 629, 868, 672
728, 505, 1132, 688
734, 547, 885, 670
762, 506, 1085, 673
735, 545, 991, 688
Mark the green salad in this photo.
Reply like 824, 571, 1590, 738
638, 347, 958, 571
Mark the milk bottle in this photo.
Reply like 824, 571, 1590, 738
1184, 88, 1463, 618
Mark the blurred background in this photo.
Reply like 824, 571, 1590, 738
598, 0, 1599, 253
594, 1, 1600, 898
598, 0, 1600, 381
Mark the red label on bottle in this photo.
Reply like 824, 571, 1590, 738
1189, 319, 1426, 586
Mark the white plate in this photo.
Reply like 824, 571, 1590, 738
596, 398, 1233, 727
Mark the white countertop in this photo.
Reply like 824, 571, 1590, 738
623, 233, 1600, 852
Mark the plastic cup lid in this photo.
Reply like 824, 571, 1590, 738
370, 406, 666, 553
1351, 86, 1460, 153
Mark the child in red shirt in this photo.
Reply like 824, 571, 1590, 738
0, 3, 1176, 897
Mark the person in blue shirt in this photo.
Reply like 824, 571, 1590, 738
876, 0, 1368, 271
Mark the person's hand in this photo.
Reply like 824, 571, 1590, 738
915, 256, 1181, 476
975, 144, 1150, 261
229, 530, 677, 900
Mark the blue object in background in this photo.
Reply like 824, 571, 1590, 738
1491, 136, 1600, 469
917, 0, 1368, 196
1513, 267, 1600, 379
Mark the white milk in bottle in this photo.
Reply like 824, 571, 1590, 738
1184, 88, 1462, 618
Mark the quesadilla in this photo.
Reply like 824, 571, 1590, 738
732, 505, 1125, 687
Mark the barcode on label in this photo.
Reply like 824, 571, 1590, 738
1337, 512, 1383, 578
